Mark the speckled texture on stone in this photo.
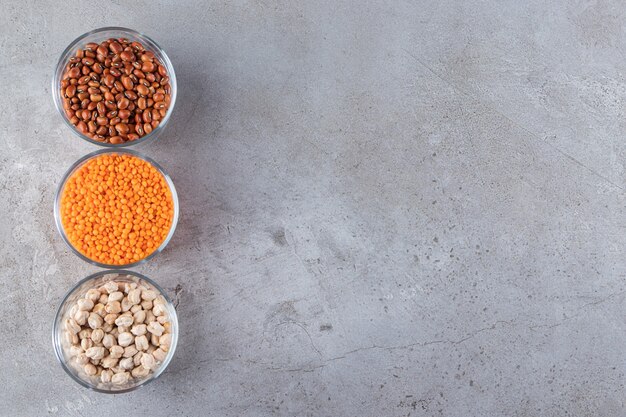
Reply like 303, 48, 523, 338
1, 1, 625, 416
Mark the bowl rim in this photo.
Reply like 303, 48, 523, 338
52, 26, 177, 148
52, 269, 179, 394
54, 148, 179, 269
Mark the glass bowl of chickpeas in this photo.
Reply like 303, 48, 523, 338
52, 270, 179, 393
54, 149, 179, 268
52, 27, 177, 147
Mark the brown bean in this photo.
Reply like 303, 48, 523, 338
77, 121, 88, 134
65, 85, 76, 98
131, 41, 144, 51
135, 124, 144, 135
81, 110, 91, 120
158, 65, 167, 77
143, 123, 153, 135
121, 76, 134, 90
87, 121, 97, 133
124, 90, 138, 100
127, 133, 140, 141
152, 93, 164, 102
137, 84, 149, 96
85, 42, 98, 51
104, 74, 115, 87
82, 57, 95, 66
141, 62, 155, 73
109, 117, 121, 126
114, 80, 124, 92
151, 109, 161, 121
93, 63, 104, 74
120, 50, 135, 62
151, 120, 160, 129
93, 135, 106, 142
134, 114, 142, 124
117, 97, 130, 110
96, 102, 106, 115
145, 73, 156, 83
133, 69, 145, 79
76, 49, 84, 58
97, 45, 108, 57
109, 136, 123, 144
96, 126, 108, 135
77, 92, 89, 101
159, 77, 169, 86
80, 99, 90, 109
127, 102, 136, 111
137, 97, 147, 110
147, 98, 154, 107
96, 117, 108, 126
90, 94, 103, 102
118, 109, 131, 120
115, 123, 129, 134
153, 101, 166, 110
108, 126, 116, 136
109, 42, 123, 54
68, 67, 81, 78
142, 110, 152, 123
87, 102, 98, 111
141, 51, 155, 62
70, 116, 79, 124
85, 50, 96, 58
106, 110, 118, 118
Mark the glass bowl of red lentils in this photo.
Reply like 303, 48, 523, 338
52, 27, 177, 147
53, 270, 179, 393
54, 149, 179, 268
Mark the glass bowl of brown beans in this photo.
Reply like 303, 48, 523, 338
52, 27, 177, 146
52, 270, 179, 393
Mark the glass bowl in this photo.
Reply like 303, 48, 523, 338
52, 270, 179, 393
54, 148, 179, 268
52, 27, 177, 147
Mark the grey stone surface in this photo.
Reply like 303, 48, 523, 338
0, 0, 625, 416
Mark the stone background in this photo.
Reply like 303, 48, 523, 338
0, 1, 624, 416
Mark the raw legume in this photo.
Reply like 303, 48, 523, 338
60, 153, 174, 266
63, 277, 173, 387
60, 37, 172, 144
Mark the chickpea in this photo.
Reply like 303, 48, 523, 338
111, 371, 130, 385
118, 332, 134, 347
146, 321, 164, 337
109, 345, 124, 359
